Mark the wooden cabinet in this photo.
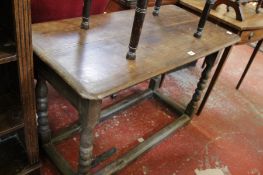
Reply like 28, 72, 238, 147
0, 0, 40, 174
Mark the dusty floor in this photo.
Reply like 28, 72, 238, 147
41, 44, 263, 175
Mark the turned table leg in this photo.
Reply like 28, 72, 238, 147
153, 0, 163, 16
126, 0, 149, 60
185, 52, 218, 117
78, 99, 102, 175
197, 46, 232, 115
36, 76, 51, 144
81, 0, 92, 30
236, 39, 263, 90
194, 0, 215, 38
149, 75, 163, 90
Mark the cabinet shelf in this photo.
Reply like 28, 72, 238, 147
0, 92, 23, 137
0, 0, 40, 173
0, 38, 17, 64
0, 136, 40, 175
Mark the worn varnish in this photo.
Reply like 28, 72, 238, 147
33, 5, 239, 100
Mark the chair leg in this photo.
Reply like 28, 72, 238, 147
236, 39, 263, 90
194, 0, 216, 38
197, 46, 232, 115
126, 0, 149, 60
153, 0, 163, 16
78, 99, 102, 175
185, 51, 218, 117
213, 0, 244, 21
256, 0, 263, 13
81, 0, 92, 30
36, 76, 51, 144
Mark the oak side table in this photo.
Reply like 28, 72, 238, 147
33, 5, 239, 175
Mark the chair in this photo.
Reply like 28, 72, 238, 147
213, 0, 263, 21
124, 0, 212, 59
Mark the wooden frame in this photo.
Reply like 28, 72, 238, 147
32, 4, 239, 174
35, 50, 221, 174
0, 0, 40, 174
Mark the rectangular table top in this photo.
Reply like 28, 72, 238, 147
32, 5, 239, 100
180, 0, 263, 31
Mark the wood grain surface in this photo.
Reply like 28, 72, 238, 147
13, 0, 39, 164
33, 5, 240, 100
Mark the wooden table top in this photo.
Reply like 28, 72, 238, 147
32, 5, 239, 100
180, 0, 263, 31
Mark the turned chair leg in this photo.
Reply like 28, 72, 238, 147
78, 99, 102, 175
153, 0, 163, 16
81, 0, 92, 30
194, 0, 215, 38
36, 76, 51, 144
185, 52, 218, 117
126, 0, 149, 60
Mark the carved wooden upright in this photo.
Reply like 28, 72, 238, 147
0, 0, 40, 174
33, 5, 239, 175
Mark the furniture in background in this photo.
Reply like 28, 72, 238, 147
213, 0, 263, 21
0, 0, 40, 174
179, 0, 263, 115
31, 0, 110, 23
106, 0, 177, 12
33, 4, 239, 175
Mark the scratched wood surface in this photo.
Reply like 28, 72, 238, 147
32, 5, 240, 100
180, 0, 263, 31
